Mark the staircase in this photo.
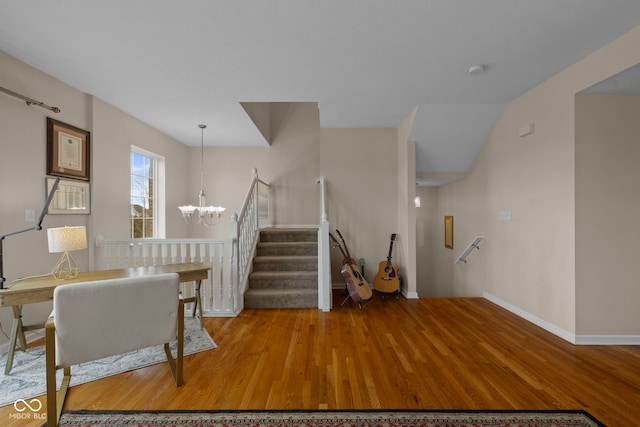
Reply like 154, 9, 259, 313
244, 228, 318, 309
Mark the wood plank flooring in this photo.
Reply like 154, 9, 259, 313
2, 295, 639, 426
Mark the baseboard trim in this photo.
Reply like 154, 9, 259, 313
574, 334, 640, 345
482, 292, 640, 345
482, 292, 576, 343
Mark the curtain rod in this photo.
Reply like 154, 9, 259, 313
0, 86, 61, 113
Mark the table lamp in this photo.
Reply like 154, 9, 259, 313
47, 226, 87, 279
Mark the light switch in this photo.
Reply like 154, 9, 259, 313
499, 210, 512, 221
26, 209, 36, 222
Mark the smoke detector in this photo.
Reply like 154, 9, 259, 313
468, 64, 485, 75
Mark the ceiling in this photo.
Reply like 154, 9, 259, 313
1, 1, 639, 186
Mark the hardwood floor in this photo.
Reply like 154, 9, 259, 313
2, 295, 639, 426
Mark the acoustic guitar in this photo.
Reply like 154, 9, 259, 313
329, 231, 373, 305
373, 233, 400, 293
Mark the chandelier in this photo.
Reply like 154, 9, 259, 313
179, 124, 225, 226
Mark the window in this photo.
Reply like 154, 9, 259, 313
130, 147, 165, 238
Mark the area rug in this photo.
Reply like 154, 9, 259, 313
49, 409, 606, 427
0, 317, 216, 408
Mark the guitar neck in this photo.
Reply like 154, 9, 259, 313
329, 233, 350, 261
385, 235, 397, 266
336, 230, 353, 262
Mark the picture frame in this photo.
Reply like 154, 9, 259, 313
46, 177, 91, 214
46, 117, 90, 181
444, 215, 454, 249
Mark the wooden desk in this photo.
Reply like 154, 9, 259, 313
0, 263, 209, 374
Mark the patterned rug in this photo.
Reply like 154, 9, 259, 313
52, 409, 605, 427
0, 317, 216, 408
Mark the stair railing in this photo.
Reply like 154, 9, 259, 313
316, 175, 332, 311
454, 236, 485, 264
230, 168, 272, 309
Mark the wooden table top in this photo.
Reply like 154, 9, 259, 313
0, 263, 209, 307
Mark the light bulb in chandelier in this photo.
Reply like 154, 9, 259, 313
178, 124, 225, 226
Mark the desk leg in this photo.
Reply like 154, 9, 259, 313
5, 305, 27, 375
191, 279, 203, 329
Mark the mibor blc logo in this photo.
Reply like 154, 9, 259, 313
10, 398, 46, 420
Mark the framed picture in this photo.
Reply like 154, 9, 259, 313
47, 117, 90, 181
46, 177, 91, 214
444, 215, 454, 249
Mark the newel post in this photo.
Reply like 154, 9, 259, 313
230, 213, 241, 312
316, 176, 332, 311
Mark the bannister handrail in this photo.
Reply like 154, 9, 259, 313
454, 236, 485, 264
232, 168, 272, 303
238, 167, 271, 223
96, 237, 234, 246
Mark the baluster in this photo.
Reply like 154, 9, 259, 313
208, 243, 214, 311
162, 243, 168, 264
140, 243, 148, 267
179, 243, 186, 263
171, 243, 177, 264
104, 245, 112, 269
151, 243, 157, 265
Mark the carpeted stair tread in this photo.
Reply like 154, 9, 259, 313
244, 288, 318, 309
250, 270, 318, 279
249, 271, 318, 289
259, 228, 318, 242
252, 255, 317, 271
244, 228, 319, 309
257, 241, 317, 256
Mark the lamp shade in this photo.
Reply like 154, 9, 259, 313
47, 226, 87, 253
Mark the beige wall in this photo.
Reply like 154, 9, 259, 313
4, 24, 640, 348
1, 50, 93, 335
1, 51, 404, 347
430, 26, 640, 338
90, 97, 190, 246
1, 52, 189, 345
575, 94, 640, 336
319, 127, 398, 283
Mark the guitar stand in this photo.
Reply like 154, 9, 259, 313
340, 293, 351, 306
376, 289, 400, 300
340, 285, 370, 309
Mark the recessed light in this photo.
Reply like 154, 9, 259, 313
468, 64, 485, 75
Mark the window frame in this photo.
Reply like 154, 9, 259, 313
130, 146, 165, 239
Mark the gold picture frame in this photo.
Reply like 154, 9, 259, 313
47, 118, 90, 181
444, 215, 454, 249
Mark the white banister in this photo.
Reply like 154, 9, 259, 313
234, 168, 271, 297
95, 237, 238, 316
316, 176, 332, 311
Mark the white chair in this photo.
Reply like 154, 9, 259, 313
45, 273, 185, 426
